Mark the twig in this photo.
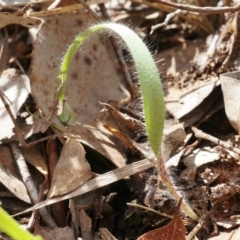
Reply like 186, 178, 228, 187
26, 133, 62, 147
191, 126, 240, 155
148, 0, 240, 14
151, 9, 187, 34
127, 202, 173, 219
10, 142, 56, 227
186, 212, 207, 240
26, 211, 36, 231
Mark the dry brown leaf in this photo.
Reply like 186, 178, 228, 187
100, 102, 145, 132
0, 12, 42, 28
0, 145, 31, 203
65, 122, 127, 168
30, 9, 128, 126
21, 146, 48, 179
48, 138, 93, 198
103, 124, 137, 152
137, 198, 186, 240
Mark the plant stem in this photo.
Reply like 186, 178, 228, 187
158, 154, 199, 221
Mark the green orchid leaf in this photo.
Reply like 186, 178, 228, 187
0, 207, 43, 240
58, 22, 199, 221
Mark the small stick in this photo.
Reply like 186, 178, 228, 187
151, 9, 187, 34
127, 202, 173, 219
10, 142, 56, 227
186, 212, 207, 240
148, 0, 240, 14
191, 126, 240, 155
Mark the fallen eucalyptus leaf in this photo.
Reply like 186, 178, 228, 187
48, 138, 93, 198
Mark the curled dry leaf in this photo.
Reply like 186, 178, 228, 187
137, 198, 186, 240
65, 122, 127, 168
0, 145, 31, 203
100, 102, 145, 132
48, 138, 93, 198
103, 124, 137, 153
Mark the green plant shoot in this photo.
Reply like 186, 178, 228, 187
0, 207, 43, 240
58, 22, 199, 221
58, 23, 164, 156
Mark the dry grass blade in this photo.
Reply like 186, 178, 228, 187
14, 159, 156, 216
